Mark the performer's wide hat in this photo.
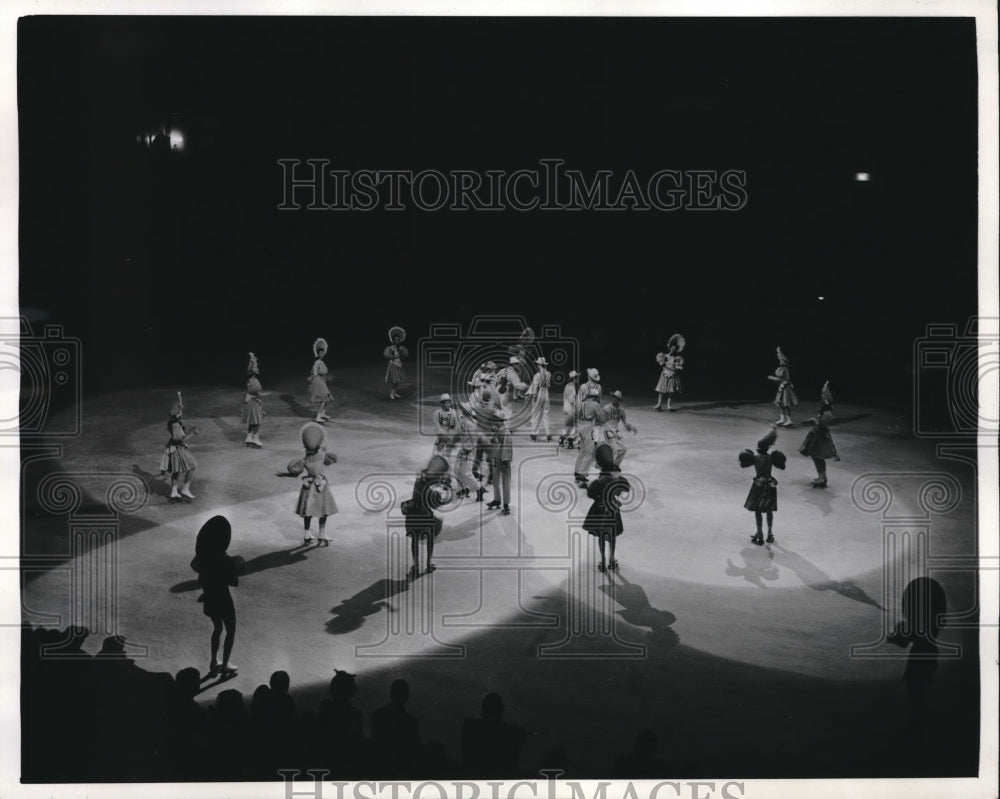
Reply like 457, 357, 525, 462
301, 421, 326, 451
667, 333, 686, 353
388, 326, 407, 343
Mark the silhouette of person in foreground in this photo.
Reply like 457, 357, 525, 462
612, 727, 668, 778
190, 515, 245, 678
371, 678, 421, 777
460, 692, 528, 778
887, 576, 947, 748
320, 669, 366, 775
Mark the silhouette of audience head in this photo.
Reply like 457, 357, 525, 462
98, 635, 128, 657
270, 670, 291, 695
900, 576, 946, 638
215, 688, 246, 724
329, 669, 358, 703
634, 728, 658, 761
390, 678, 410, 706
175, 667, 201, 699
481, 692, 504, 722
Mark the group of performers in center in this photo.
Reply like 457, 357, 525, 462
163, 327, 842, 577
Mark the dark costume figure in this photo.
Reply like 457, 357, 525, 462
190, 515, 245, 678
739, 425, 787, 545
798, 381, 839, 487
401, 454, 451, 576
583, 444, 631, 572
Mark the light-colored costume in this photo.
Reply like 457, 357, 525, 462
433, 401, 459, 459
574, 396, 606, 484
288, 424, 339, 519
561, 373, 579, 444
308, 338, 333, 407
601, 395, 636, 466
526, 360, 552, 438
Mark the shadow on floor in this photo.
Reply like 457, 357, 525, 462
326, 576, 413, 634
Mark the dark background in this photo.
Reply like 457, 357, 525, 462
17, 16, 979, 408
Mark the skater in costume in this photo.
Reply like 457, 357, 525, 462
402, 454, 451, 576
433, 393, 459, 459
160, 391, 199, 502
453, 401, 481, 500
577, 367, 603, 411
384, 326, 409, 400
470, 361, 497, 403
654, 333, 685, 412
602, 390, 638, 467
583, 444, 631, 573
190, 515, 244, 678
768, 346, 798, 426
799, 381, 839, 487
526, 356, 553, 442
496, 356, 529, 423
241, 352, 265, 448
472, 388, 505, 501
308, 338, 333, 423
739, 425, 787, 545
287, 422, 339, 546
486, 410, 513, 515
559, 370, 580, 449
574, 394, 607, 488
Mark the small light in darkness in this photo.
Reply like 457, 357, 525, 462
854, 172, 870, 182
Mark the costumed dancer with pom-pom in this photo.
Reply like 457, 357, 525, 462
654, 333, 685, 411
739, 425, 787, 545
308, 338, 333, 423
288, 422, 339, 546
384, 326, 408, 400
768, 346, 798, 426
190, 515, 245, 678
799, 381, 839, 487
241, 352, 265, 448
160, 391, 199, 502
402, 454, 451, 576
583, 444, 631, 573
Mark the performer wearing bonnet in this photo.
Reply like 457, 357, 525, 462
402, 454, 451, 576
287, 422, 339, 546
768, 346, 798, 426
241, 352, 265, 448
384, 326, 409, 400
160, 391, 199, 502
799, 381, 840, 487
654, 333, 685, 412
739, 424, 787, 545
308, 338, 333, 423
190, 515, 244, 678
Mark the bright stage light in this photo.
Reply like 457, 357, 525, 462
854, 172, 870, 182
168, 130, 185, 151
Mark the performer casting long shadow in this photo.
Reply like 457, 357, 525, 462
724, 546, 780, 590
326, 577, 413, 634
601, 571, 680, 649
769, 542, 883, 609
